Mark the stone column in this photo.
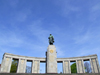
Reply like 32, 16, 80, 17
77, 60, 83, 73
63, 61, 71, 73
46, 45, 57, 73
82, 59, 85, 73
96, 58, 100, 73
76, 60, 79, 73
33, 60, 40, 73
63, 61, 65, 73
32, 60, 34, 73
0, 56, 6, 72
38, 61, 40, 73
17, 59, 26, 73
8, 57, 12, 73
91, 58, 98, 73
68, 61, 71, 73
90, 58, 94, 73
0, 57, 12, 73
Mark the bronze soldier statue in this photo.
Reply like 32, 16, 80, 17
48, 34, 54, 45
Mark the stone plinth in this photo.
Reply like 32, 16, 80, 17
46, 45, 57, 73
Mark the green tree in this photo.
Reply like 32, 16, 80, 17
10, 60, 18, 73
71, 63, 77, 73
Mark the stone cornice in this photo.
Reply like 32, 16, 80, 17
3, 53, 97, 62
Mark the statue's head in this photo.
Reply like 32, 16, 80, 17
50, 34, 52, 36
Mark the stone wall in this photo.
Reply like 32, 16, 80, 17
0, 53, 100, 73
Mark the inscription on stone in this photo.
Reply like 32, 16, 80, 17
78, 60, 83, 73
4, 58, 10, 71
92, 59, 98, 73
51, 65, 53, 68
65, 62, 68, 64
65, 61, 68, 73
35, 61, 37, 63
92, 59, 95, 62
7, 58, 9, 61
49, 55, 54, 62
20, 60, 25, 71
21, 60, 24, 64
34, 61, 38, 73
79, 61, 81, 63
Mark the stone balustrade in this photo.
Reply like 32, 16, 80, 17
0, 53, 100, 73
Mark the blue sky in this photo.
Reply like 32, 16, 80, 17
0, 0, 100, 73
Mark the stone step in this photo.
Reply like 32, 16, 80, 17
0, 73, 100, 75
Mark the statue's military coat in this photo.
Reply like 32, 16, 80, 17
48, 35, 54, 45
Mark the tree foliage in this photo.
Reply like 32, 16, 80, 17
10, 60, 18, 73
71, 63, 77, 73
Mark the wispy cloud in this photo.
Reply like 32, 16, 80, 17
54, 0, 80, 17
89, 2, 100, 21
73, 31, 90, 44
0, 0, 100, 69
56, 46, 65, 57
8, 0, 19, 7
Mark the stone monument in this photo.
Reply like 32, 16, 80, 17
46, 34, 57, 73
0, 34, 100, 74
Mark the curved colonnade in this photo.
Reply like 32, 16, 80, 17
0, 53, 100, 73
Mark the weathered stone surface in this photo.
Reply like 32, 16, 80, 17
32, 60, 40, 73
17, 59, 26, 73
0, 52, 100, 73
63, 61, 71, 73
77, 60, 83, 73
91, 58, 99, 73
46, 45, 57, 73
0, 57, 12, 73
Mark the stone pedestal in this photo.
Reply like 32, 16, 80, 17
46, 45, 57, 73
